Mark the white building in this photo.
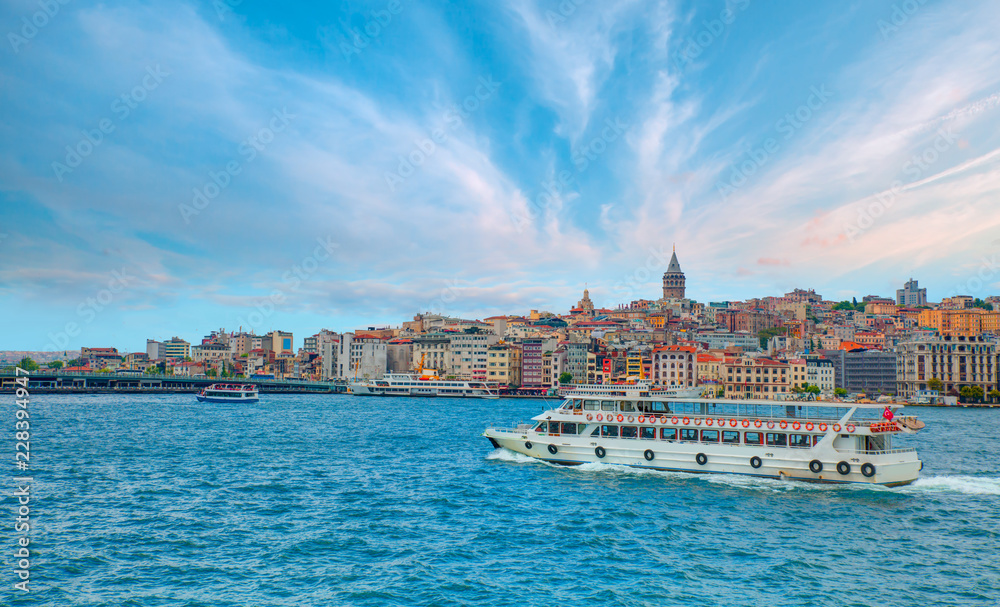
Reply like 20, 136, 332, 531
448, 333, 500, 380
336, 332, 387, 380
652, 345, 697, 387
807, 357, 836, 393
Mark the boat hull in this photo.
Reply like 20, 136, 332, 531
195, 395, 259, 403
483, 429, 921, 486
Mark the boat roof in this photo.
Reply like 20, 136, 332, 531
562, 394, 905, 409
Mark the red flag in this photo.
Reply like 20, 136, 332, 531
883, 406, 894, 421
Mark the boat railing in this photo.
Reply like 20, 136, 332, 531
849, 447, 917, 456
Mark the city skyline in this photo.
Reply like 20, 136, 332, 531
4, 1, 1000, 351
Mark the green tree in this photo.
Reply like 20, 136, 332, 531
805, 384, 821, 395
183, 356, 193, 362
927, 377, 943, 392
17, 357, 40, 371
716, 387, 725, 397
832, 301, 854, 311
206, 369, 217, 377
989, 389, 1000, 404
959, 386, 973, 403
834, 387, 848, 397
970, 385, 984, 403
972, 298, 993, 310
46, 360, 64, 369
559, 372, 573, 384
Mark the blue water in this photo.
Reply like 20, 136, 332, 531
8, 394, 1000, 606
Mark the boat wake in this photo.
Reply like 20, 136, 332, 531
903, 475, 1000, 495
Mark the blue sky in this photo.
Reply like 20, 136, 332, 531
3, 0, 1000, 352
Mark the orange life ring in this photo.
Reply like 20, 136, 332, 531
779, 420, 788, 430
661, 416, 670, 424
818, 422, 827, 432
672, 416, 679, 425
805, 422, 814, 431
694, 418, 702, 426
586, 413, 593, 421
682, 417, 690, 425
638, 416, 645, 423
754, 419, 762, 428
742, 419, 750, 428
767, 421, 775, 429
846, 423, 856, 433
706, 418, 714, 426
832, 423, 842, 432
792, 421, 801, 431
730, 419, 738, 428
627, 416, 634, 423
617, 414, 624, 423
596, 414, 603, 422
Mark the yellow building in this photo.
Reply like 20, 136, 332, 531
486, 344, 522, 386
723, 357, 789, 399
919, 309, 1000, 337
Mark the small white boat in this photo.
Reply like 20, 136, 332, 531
484, 385, 924, 486
195, 383, 259, 403
349, 373, 499, 398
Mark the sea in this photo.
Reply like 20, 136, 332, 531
7, 394, 1000, 606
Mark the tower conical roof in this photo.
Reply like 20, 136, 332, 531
666, 250, 682, 273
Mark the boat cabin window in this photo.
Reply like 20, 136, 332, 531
601, 425, 619, 438
744, 432, 762, 446
788, 434, 809, 448
679, 429, 698, 442
534, 421, 548, 433
648, 402, 669, 413
620, 401, 636, 412
812, 435, 822, 446
721, 431, 740, 444
640, 427, 656, 440
591, 426, 601, 436
561, 423, 579, 435
621, 426, 638, 439
700, 430, 719, 443
660, 428, 677, 441
766, 433, 787, 447
601, 401, 616, 411
572, 401, 583, 412
584, 400, 599, 411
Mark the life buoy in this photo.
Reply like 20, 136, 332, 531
696, 453, 708, 466
832, 423, 842, 432
548, 444, 558, 455
792, 421, 801, 431
627, 416, 634, 423
596, 414, 603, 422
661, 416, 670, 424
730, 419, 738, 428
595, 446, 606, 459
644, 449, 654, 461
706, 418, 714, 426
861, 463, 875, 478
682, 417, 690, 425
754, 419, 763, 428
750, 456, 762, 469
767, 421, 775, 430
809, 460, 823, 473
586, 413, 593, 421
617, 414, 624, 422
694, 418, 702, 426
638, 415, 645, 423
837, 461, 851, 475
818, 423, 828, 432
742, 419, 750, 428
846, 423, 856, 433
779, 420, 788, 429
805, 422, 814, 431
672, 416, 679, 425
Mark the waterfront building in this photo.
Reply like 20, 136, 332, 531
146, 339, 162, 360
191, 342, 229, 362
821, 348, 897, 394
229, 333, 253, 357
806, 357, 836, 393
722, 356, 789, 398
336, 333, 387, 380
448, 333, 500, 380
263, 330, 294, 355
487, 343, 522, 386
410, 334, 452, 375
321, 338, 340, 380
162, 337, 191, 360
896, 333, 996, 398
81, 347, 122, 370
695, 331, 758, 351
896, 278, 927, 306
386, 339, 414, 374
122, 352, 150, 371
520, 337, 555, 387
918, 309, 1000, 337
651, 345, 697, 386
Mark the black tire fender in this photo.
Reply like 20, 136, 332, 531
750, 456, 762, 469
547, 444, 558, 455
524, 441, 533, 450
837, 461, 851, 475
861, 463, 876, 478
696, 453, 708, 466
809, 460, 823, 474
644, 449, 654, 461
595, 446, 606, 459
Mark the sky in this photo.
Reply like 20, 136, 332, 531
2, 0, 1000, 352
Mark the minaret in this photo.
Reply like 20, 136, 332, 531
661, 244, 686, 299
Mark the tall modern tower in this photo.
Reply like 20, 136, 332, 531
661, 246, 686, 300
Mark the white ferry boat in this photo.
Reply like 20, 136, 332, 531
195, 383, 259, 403
484, 384, 925, 486
559, 379, 705, 399
349, 373, 499, 399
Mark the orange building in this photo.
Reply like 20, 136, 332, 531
918, 309, 1000, 337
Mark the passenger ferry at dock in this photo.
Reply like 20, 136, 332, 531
484, 382, 925, 486
349, 373, 500, 399
195, 383, 259, 403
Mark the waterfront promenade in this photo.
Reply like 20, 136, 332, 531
0, 370, 348, 394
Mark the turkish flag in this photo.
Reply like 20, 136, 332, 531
883, 406, 894, 421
